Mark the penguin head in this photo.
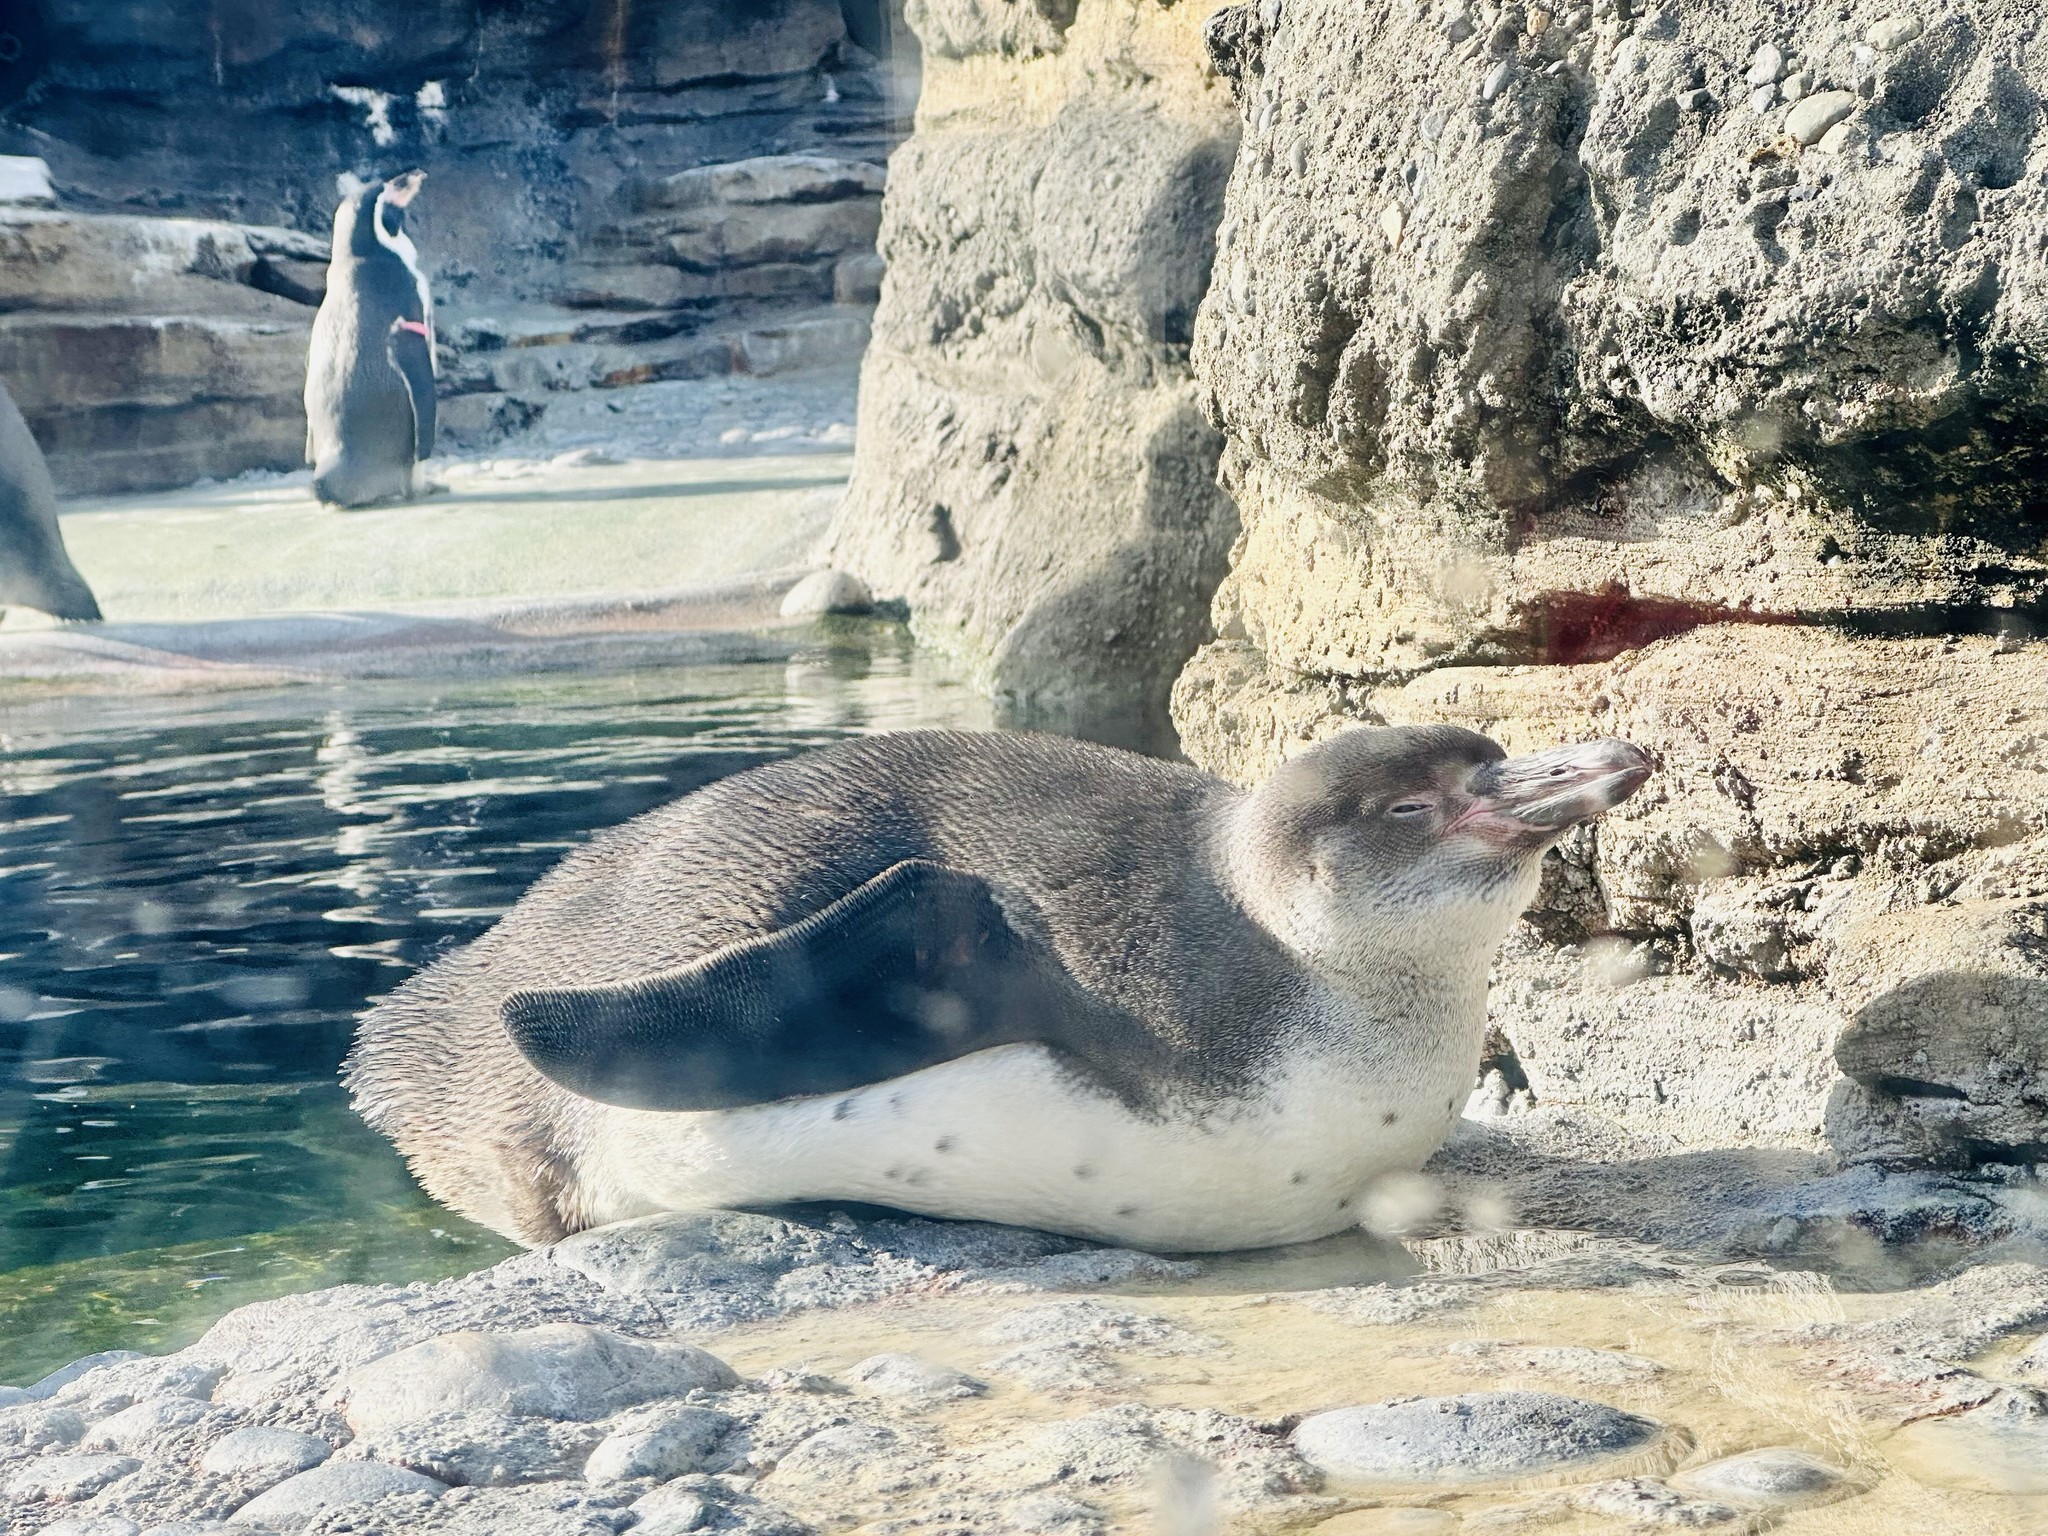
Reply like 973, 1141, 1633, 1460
1235, 725, 1651, 969
333, 170, 426, 258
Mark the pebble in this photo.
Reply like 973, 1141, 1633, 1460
847, 1352, 988, 1404
1481, 61, 1511, 101
1677, 88, 1714, 112
1779, 70, 1810, 102
1744, 44, 1784, 87
1747, 84, 1777, 115
1785, 90, 1857, 147
1816, 122, 1855, 155
1293, 1392, 1667, 1485
197, 1425, 333, 1481
1381, 204, 1407, 246
778, 567, 873, 618
583, 1405, 736, 1483
4, 1451, 142, 1500
1678, 1446, 1854, 1507
339, 1324, 738, 1435
1866, 16, 1924, 51
230, 1459, 448, 1528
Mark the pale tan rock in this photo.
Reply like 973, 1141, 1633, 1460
830, 4, 1241, 739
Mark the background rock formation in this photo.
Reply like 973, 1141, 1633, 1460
1172, 1, 2048, 1163
829, 0, 1241, 747
0, 1, 917, 491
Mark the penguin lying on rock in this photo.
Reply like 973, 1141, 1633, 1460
306, 170, 436, 509
350, 726, 1651, 1252
0, 376, 100, 621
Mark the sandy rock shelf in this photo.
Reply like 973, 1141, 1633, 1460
1, 1112, 2043, 1534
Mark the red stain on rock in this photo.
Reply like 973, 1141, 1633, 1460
1528, 587, 1797, 666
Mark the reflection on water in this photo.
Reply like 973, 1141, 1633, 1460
0, 625, 989, 1378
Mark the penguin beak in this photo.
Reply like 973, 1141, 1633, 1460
1446, 739, 1651, 846
383, 170, 426, 206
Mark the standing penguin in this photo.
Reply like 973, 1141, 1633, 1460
0, 376, 99, 621
305, 171, 437, 509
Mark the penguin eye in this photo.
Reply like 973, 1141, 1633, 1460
1385, 800, 1433, 818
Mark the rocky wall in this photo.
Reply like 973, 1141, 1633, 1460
0, 1, 917, 492
1172, 1, 2048, 1164
827, 0, 1242, 749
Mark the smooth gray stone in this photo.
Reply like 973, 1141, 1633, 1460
230, 1459, 447, 1529
1680, 1446, 1854, 1506
583, 1405, 736, 1483
1293, 1392, 1665, 1484
197, 1425, 332, 1481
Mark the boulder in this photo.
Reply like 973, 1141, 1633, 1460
830, 28, 1243, 742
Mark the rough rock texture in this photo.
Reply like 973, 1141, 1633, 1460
1170, 0, 2048, 1166
829, 0, 1242, 747
0, 1149, 2041, 1531
0, 2, 917, 491
1293, 1392, 1670, 1485
0, 206, 326, 493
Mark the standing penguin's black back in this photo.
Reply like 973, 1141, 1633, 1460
305, 173, 435, 508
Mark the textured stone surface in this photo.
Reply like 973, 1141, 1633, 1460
1677, 1446, 1856, 1507
1294, 1392, 1668, 1485
338, 1324, 738, 1435
830, 1, 1240, 746
1166, 0, 2048, 1163
230, 1459, 447, 1528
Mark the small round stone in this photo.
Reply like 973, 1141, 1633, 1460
1679, 1446, 1854, 1507
1817, 122, 1855, 155
1866, 16, 1924, 51
1779, 70, 1811, 102
1481, 61, 1511, 101
1744, 44, 1785, 87
1785, 90, 1858, 147
1747, 84, 1778, 115
779, 568, 874, 619
1294, 1392, 1667, 1485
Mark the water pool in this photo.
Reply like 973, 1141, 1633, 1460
0, 626, 988, 1381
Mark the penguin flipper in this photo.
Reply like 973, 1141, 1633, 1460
501, 860, 1089, 1111
388, 324, 438, 461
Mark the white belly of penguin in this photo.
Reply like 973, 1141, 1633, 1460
576, 1038, 1472, 1252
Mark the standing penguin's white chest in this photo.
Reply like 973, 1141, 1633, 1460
577, 1013, 1480, 1251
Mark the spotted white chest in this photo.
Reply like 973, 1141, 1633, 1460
572, 1022, 1479, 1252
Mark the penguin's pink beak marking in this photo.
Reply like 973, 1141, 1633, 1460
1445, 738, 1652, 846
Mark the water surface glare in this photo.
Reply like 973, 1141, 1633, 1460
0, 630, 988, 1378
